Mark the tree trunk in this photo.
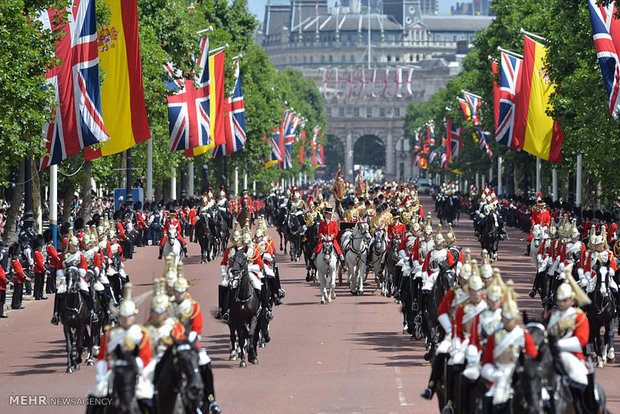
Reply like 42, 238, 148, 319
32, 160, 42, 233
62, 156, 78, 223
5, 161, 25, 245
80, 160, 93, 221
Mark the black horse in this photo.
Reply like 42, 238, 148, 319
154, 336, 205, 414
227, 250, 261, 368
383, 241, 400, 299
275, 206, 289, 254
479, 213, 500, 260
61, 267, 91, 373
196, 209, 218, 263
303, 220, 319, 282
421, 264, 456, 356
286, 212, 305, 262
586, 263, 616, 367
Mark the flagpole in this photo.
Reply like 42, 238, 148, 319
243, 170, 247, 191
552, 167, 558, 202
147, 138, 153, 201
188, 162, 195, 197
50, 164, 58, 248
497, 47, 523, 59
498, 156, 503, 197
234, 166, 239, 195
171, 168, 177, 201
209, 43, 229, 56
535, 157, 542, 194
520, 28, 548, 43
576, 154, 583, 207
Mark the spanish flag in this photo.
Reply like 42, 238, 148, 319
514, 36, 564, 163
85, 0, 150, 160
185, 50, 226, 157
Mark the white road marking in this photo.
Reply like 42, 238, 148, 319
393, 350, 415, 406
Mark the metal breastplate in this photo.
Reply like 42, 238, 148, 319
480, 309, 503, 340
147, 319, 175, 357
493, 330, 524, 365
548, 308, 577, 338
63, 252, 82, 268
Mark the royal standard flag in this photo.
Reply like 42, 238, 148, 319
514, 36, 564, 162
185, 50, 226, 157
85, 0, 150, 160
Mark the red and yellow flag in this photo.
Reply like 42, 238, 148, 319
85, 0, 150, 159
185, 50, 226, 157
514, 36, 564, 163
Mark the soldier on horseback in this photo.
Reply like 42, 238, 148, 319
218, 230, 243, 321
158, 210, 188, 259
50, 236, 99, 325
311, 206, 346, 265
91, 284, 151, 398
525, 193, 551, 256
241, 227, 273, 321
255, 218, 285, 306
171, 272, 222, 413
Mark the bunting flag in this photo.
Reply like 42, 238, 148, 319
345, 71, 354, 97
394, 67, 403, 97
440, 153, 448, 169
40, 0, 110, 168
588, 0, 620, 118
476, 129, 493, 158
322, 67, 328, 91
406, 67, 414, 96
446, 118, 463, 163
357, 68, 366, 96
298, 128, 306, 164
318, 144, 325, 167
165, 36, 210, 153
382, 68, 390, 97
311, 127, 319, 167
185, 49, 226, 157
462, 91, 483, 125
84, 0, 150, 161
514, 36, 564, 162
334, 67, 339, 90
368, 68, 377, 97
457, 97, 471, 122
212, 59, 246, 158
496, 51, 522, 149
265, 127, 282, 168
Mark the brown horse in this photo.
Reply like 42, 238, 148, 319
237, 200, 254, 229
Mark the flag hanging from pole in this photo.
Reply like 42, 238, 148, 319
212, 59, 246, 158
462, 91, 483, 125
345, 71, 354, 97
357, 68, 366, 96
84, 0, 150, 161
165, 36, 210, 153
265, 127, 282, 168
406, 67, 414, 96
185, 49, 226, 157
587, 0, 620, 118
513, 35, 564, 162
382, 67, 390, 97
368, 68, 376, 97
496, 51, 522, 149
492, 60, 500, 131
40, 0, 109, 168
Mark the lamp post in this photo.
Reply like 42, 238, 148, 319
21, 157, 36, 240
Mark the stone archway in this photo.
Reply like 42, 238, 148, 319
353, 135, 385, 168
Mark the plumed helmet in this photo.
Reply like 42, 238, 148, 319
486, 268, 506, 302
255, 228, 264, 238
174, 276, 189, 293
570, 220, 580, 238
445, 224, 456, 245
459, 249, 472, 280
434, 230, 445, 245
423, 214, 433, 235
119, 283, 138, 317
556, 264, 591, 306
480, 250, 493, 280
468, 274, 484, 291
232, 230, 242, 242
501, 280, 519, 320
165, 255, 178, 288
150, 278, 170, 313
69, 236, 79, 247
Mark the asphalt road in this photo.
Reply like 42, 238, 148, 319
0, 195, 619, 413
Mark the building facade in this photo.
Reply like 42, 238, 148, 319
259, 0, 493, 180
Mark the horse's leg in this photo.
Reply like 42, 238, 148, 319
64, 325, 74, 373
228, 325, 238, 360
248, 316, 259, 364
238, 326, 247, 368
606, 318, 615, 363
319, 265, 327, 304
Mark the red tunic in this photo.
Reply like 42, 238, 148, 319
33, 250, 45, 273
314, 219, 343, 256
115, 222, 126, 241
421, 250, 455, 273
56, 253, 88, 271
11, 260, 26, 283
97, 326, 152, 367
481, 330, 538, 366
46, 244, 60, 268
0, 265, 7, 290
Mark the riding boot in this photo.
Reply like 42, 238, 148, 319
275, 267, 285, 299
183, 244, 188, 258
216, 285, 226, 319
524, 243, 531, 256
50, 293, 64, 325
158, 246, 163, 260
269, 278, 282, 305
569, 381, 592, 414
200, 362, 222, 413
258, 286, 273, 321
222, 288, 232, 323
81, 290, 99, 324
529, 271, 542, 298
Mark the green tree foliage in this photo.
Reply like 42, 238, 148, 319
404, 0, 620, 202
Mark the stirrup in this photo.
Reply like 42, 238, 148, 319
51, 314, 59, 325
221, 312, 230, 323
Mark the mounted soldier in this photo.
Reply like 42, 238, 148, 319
525, 192, 551, 256
158, 209, 188, 259
218, 230, 243, 321
311, 205, 346, 265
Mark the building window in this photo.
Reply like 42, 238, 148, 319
329, 55, 333, 63
309, 55, 313, 63
332, 107, 338, 117
350, 54, 355, 62
354, 108, 360, 117
387, 55, 391, 62
367, 108, 372, 118
303, 56, 307, 63
395, 55, 400, 62
339, 108, 344, 117
395, 108, 400, 117
380, 108, 385, 117
321, 55, 325, 63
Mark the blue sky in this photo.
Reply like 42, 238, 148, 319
248, 1, 462, 22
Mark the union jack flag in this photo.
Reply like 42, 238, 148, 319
588, 0, 620, 118
495, 51, 521, 149
440, 153, 447, 169
476, 129, 493, 158
165, 36, 210, 152
268, 127, 283, 166
212, 59, 246, 158
40, 0, 109, 168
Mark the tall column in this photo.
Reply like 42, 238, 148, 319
488, 163, 493, 186
576, 154, 583, 207
552, 168, 558, 202
147, 138, 153, 201
345, 130, 353, 180
386, 130, 394, 179
188, 162, 195, 197
481, 174, 486, 187
50, 164, 58, 248
498, 156, 503, 197
235, 167, 239, 195
535, 157, 541, 194
475, 172, 480, 189
170, 168, 176, 200
243, 171, 247, 190
252, 181, 256, 192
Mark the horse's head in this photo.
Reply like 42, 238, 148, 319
169, 333, 204, 403
168, 226, 178, 241
111, 344, 139, 411
356, 221, 372, 242
65, 266, 81, 293
230, 250, 248, 284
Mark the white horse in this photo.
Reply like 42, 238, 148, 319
314, 237, 338, 304
530, 224, 549, 256
368, 229, 388, 294
342, 221, 371, 295
162, 226, 183, 267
